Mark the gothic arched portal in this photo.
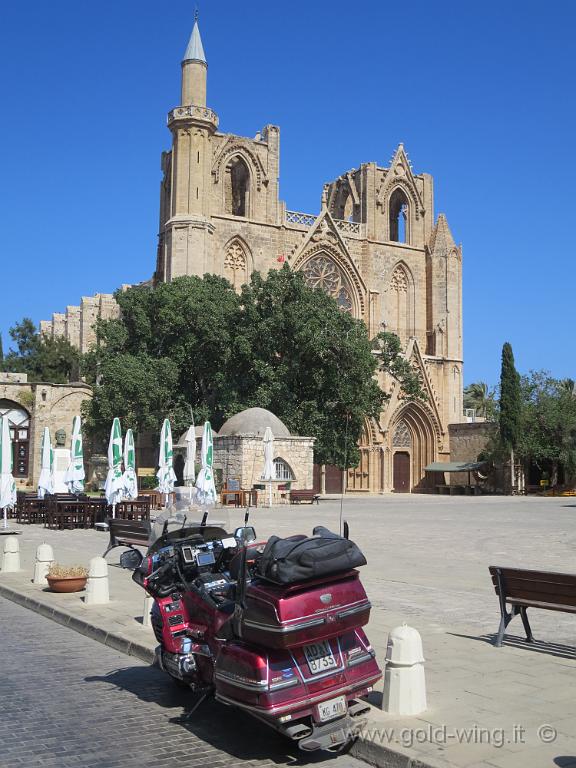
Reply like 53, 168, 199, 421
389, 403, 437, 492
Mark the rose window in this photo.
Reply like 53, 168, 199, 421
302, 255, 353, 313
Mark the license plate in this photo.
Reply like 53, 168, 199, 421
317, 695, 347, 723
304, 640, 337, 675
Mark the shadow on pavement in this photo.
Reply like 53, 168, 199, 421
448, 632, 576, 660
85, 665, 348, 766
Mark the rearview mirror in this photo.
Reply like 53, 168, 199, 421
235, 526, 256, 544
119, 549, 144, 570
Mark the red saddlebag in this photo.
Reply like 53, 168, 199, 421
239, 569, 371, 649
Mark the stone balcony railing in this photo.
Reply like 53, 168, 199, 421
285, 211, 363, 235
167, 105, 219, 129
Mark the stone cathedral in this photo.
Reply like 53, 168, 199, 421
42, 18, 464, 494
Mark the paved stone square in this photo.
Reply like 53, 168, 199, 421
2, 494, 576, 767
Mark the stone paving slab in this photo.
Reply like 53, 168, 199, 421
2, 496, 576, 768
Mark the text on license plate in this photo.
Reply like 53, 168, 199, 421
317, 695, 347, 723
304, 640, 337, 674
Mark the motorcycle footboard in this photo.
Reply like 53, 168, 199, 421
297, 714, 367, 752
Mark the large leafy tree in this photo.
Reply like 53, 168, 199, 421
2, 318, 80, 383
84, 268, 426, 468
516, 372, 576, 485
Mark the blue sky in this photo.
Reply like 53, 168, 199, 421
1, 0, 574, 387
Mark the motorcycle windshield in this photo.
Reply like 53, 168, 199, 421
150, 505, 231, 547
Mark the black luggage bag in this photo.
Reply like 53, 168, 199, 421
256, 526, 367, 585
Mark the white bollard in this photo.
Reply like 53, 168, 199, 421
382, 623, 427, 716
142, 594, 154, 628
1, 536, 21, 573
84, 556, 109, 605
33, 543, 54, 585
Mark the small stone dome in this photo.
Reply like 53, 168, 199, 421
218, 408, 290, 438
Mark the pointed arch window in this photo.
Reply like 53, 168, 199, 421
225, 156, 250, 217
389, 188, 410, 243
302, 254, 353, 313
224, 240, 249, 291
389, 264, 412, 342
392, 420, 412, 448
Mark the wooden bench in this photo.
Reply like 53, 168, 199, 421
102, 518, 151, 558
489, 565, 576, 647
289, 489, 320, 505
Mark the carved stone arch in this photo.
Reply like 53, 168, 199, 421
386, 260, 416, 342
212, 142, 267, 191
389, 401, 441, 490
377, 179, 423, 225
223, 236, 251, 291
294, 242, 366, 318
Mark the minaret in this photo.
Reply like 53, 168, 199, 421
181, 13, 207, 107
161, 14, 219, 280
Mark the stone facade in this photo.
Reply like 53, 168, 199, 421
0, 372, 92, 489
155, 20, 465, 493
40, 291, 127, 354
213, 435, 314, 491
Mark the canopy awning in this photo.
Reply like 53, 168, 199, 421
424, 461, 486, 473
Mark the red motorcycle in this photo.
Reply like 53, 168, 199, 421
122, 511, 381, 753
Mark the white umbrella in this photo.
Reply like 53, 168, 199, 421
122, 428, 138, 500
195, 421, 216, 506
156, 419, 177, 507
0, 415, 17, 529
38, 427, 53, 499
262, 426, 276, 507
183, 422, 196, 501
64, 416, 85, 494
104, 417, 124, 517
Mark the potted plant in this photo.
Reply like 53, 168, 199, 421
46, 564, 89, 593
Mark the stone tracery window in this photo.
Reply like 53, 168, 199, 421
302, 255, 353, 313
224, 240, 248, 291
392, 420, 412, 448
389, 264, 411, 342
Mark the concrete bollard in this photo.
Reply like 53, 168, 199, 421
33, 543, 54, 585
1, 536, 21, 573
142, 594, 154, 628
382, 623, 427, 716
84, 556, 109, 605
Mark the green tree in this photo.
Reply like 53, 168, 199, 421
516, 372, 576, 486
85, 268, 426, 468
0, 332, 3, 366
499, 342, 522, 451
3, 318, 80, 383
463, 381, 497, 420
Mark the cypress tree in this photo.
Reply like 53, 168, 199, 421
499, 341, 522, 451
0, 332, 3, 366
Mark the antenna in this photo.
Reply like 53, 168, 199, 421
339, 412, 350, 537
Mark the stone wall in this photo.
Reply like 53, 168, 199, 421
213, 435, 314, 490
448, 421, 496, 486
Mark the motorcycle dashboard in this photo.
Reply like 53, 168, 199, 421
180, 546, 215, 567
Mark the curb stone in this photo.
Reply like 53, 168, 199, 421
0, 579, 436, 768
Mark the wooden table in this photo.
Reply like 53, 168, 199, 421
16, 495, 46, 524
45, 499, 108, 530
113, 499, 151, 521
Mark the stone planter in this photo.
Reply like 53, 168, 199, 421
46, 576, 87, 593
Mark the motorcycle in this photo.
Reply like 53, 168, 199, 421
120, 509, 381, 753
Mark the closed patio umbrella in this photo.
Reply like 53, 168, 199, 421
183, 421, 196, 501
0, 415, 17, 529
195, 421, 216, 506
64, 416, 85, 494
104, 417, 124, 517
156, 418, 177, 507
262, 426, 276, 507
37, 427, 53, 499
122, 428, 138, 500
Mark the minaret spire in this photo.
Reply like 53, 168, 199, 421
181, 13, 207, 106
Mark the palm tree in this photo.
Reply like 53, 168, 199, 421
463, 381, 496, 420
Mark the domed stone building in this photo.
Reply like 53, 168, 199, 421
213, 408, 314, 491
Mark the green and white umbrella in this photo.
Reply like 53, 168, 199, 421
156, 419, 177, 506
37, 427, 53, 499
195, 421, 216, 506
0, 415, 17, 529
64, 416, 85, 494
183, 419, 196, 501
104, 417, 124, 516
262, 426, 276, 507
122, 428, 138, 500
